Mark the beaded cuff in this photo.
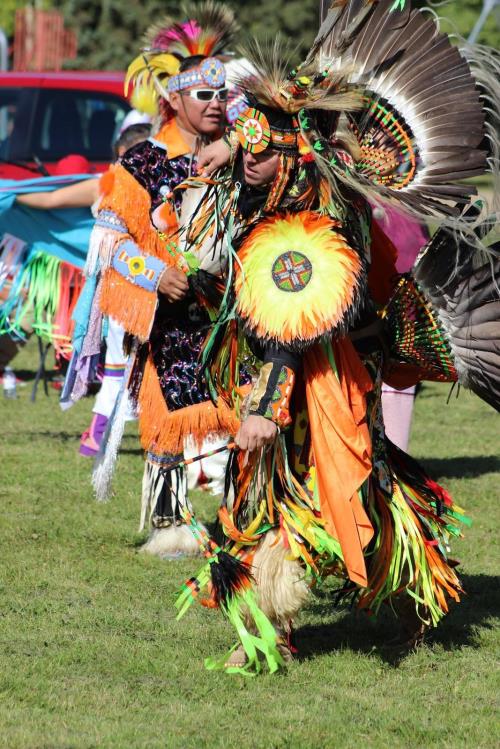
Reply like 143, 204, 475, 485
248, 362, 296, 429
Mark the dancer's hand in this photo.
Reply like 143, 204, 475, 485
235, 415, 277, 453
197, 139, 231, 176
158, 267, 189, 302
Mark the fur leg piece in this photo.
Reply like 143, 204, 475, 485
221, 532, 307, 671
140, 524, 203, 559
251, 529, 310, 629
140, 457, 206, 558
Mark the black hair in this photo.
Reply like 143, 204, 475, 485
179, 54, 207, 73
113, 122, 152, 159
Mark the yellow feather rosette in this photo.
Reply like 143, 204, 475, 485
125, 52, 181, 115
235, 211, 363, 348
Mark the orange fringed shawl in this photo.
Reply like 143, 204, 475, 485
98, 120, 190, 342
138, 354, 241, 455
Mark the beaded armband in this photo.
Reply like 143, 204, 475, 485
112, 240, 166, 293
248, 362, 295, 429
94, 209, 127, 234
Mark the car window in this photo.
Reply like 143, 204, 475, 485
32, 89, 130, 162
0, 88, 31, 160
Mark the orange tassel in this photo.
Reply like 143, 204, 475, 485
157, 201, 178, 233
218, 507, 262, 545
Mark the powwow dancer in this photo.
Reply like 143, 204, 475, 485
64, 2, 240, 558
174, 0, 500, 673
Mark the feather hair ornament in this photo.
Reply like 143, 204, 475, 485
124, 52, 181, 104
144, 2, 238, 57
234, 37, 363, 117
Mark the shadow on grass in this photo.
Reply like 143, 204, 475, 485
420, 456, 500, 479
120, 447, 144, 456
2, 429, 82, 442
296, 573, 499, 667
9, 367, 38, 382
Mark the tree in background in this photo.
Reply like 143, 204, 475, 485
33, 0, 500, 70
0, 0, 22, 37
0, 0, 53, 37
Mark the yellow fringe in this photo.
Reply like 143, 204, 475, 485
138, 355, 241, 455
100, 268, 158, 342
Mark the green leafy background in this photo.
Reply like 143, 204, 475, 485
0, 1, 498, 69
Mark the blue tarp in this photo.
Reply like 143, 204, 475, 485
0, 174, 96, 268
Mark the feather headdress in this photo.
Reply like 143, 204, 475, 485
125, 1, 238, 115
303, 0, 492, 215
145, 2, 238, 57
234, 0, 499, 227
233, 38, 362, 120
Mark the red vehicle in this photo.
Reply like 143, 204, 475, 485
0, 71, 130, 179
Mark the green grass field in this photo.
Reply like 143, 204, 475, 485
1, 339, 499, 749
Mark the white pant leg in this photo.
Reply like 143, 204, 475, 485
93, 318, 131, 418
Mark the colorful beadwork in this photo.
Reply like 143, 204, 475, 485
235, 107, 299, 153
235, 108, 271, 153
200, 57, 225, 87
128, 255, 146, 276
94, 209, 127, 234
354, 96, 417, 190
385, 275, 458, 382
271, 251, 313, 293
167, 57, 226, 92
264, 365, 295, 427
112, 240, 166, 292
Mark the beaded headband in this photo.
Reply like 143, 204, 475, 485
167, 57, 226, 93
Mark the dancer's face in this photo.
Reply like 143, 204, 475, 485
169, 87, 227, 136
242, 149, 280, 186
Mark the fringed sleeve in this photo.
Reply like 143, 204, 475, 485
90, 164, 176, 343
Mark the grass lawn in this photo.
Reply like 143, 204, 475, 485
1, 339, 499, 749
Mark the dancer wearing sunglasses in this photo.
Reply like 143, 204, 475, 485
64, 2, 240, 558
183, 88, 229, 102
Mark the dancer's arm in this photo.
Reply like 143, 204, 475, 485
16, 178, 100, 209
197, 134, 234, 175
